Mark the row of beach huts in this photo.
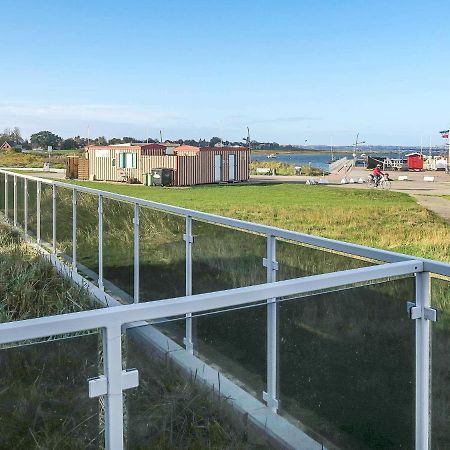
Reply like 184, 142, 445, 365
67, 143, 250, 186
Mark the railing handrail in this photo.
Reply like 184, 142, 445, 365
2, 168, 450, 276
0, 260, 422, 345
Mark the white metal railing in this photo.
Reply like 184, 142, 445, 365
0, 262, 424, 449
0, 168, 448, 449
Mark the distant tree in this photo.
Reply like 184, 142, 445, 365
9, 127, 23, 145
0, 127, 24, 146
184, 139, 199, 146
73, 135, 88, 147
61, 138, 79, 150
109, 137, 123, 145
30, 131, 62, 149
209, 136, 221, 147
122, 136, 140, 143
94, 136, 107, 145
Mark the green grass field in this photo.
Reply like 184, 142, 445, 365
64, 180, 450, 262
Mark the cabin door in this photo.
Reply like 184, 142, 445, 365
228, 154, 236, 181
214, 155, 222, 182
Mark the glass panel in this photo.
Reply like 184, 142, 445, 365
431, 276, 450, 449
279, 277, 415, 449
40, 183, 53, 245
76, 192, 99, 280
7, 175, 13, 219
194, 302, 267, 401
16, 176, 25, 227
27, 179, 38, 237
0, 333, 102, 449
139, 208, 186, 344
0, 172, 4, 212
103, 198, 134, 300
56, 186, 73, 256
139, 207, 185, 301
124, 321, 270, 449
277, 239, 374, 281
192, 220, 266, 294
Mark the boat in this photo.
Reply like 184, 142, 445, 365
267, 153, 277, 159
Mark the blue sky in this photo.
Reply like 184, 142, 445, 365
1, 0, 450, 145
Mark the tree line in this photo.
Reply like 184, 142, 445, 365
1, 127, 295, 151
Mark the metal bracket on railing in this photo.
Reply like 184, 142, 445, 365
407, 301, 437, 322
88, 369, 139, 398
183, 234, 194, 244
262, 258, 279, 271
263, 391, 279, 410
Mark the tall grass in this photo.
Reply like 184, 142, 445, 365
6, 180, 450, 448
0, 223, 96, 322
0, 150, 70, 169
0, 219, 273, 449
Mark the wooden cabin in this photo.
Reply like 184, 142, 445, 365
85, 143, 250, 186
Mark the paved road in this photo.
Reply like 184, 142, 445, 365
413, 195, 450, 223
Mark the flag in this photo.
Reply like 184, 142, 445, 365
439, 130, 449, 138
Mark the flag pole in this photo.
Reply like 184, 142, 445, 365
448, 126, 450, 173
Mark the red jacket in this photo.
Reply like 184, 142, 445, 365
372, 167, 382, 176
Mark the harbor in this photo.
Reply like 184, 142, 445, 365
251, 149, 449, 173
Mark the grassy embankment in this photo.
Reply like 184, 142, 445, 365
0, 149, 80, 169
0, 222, 271, 449
63, 180, 450, 262
57, 181, 447, 449
11, 178, 450, 448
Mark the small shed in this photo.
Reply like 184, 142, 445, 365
405, 153, 424, 171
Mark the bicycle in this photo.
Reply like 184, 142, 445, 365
367, 173, 392, 189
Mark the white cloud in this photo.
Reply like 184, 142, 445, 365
0, 102, 183, 125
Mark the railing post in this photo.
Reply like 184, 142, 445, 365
24, 178, 28, 235
183, 215, 194, 354
52, 184, 57, 253
13, 176, 17, 226
4, 175, 8, 219
98, 194, 104, 290
415, 271, 431, 450
133, 203, 139, 303
72, 189, 77, 271
263, 234, 279, 413
103, 325, 125, 450
36, 181, 41, 244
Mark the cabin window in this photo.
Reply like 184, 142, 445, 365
118, 152, 137, 169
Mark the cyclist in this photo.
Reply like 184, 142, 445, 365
371, 164, 384, 186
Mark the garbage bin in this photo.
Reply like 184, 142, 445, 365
144, 173, 153, 186
152, 168, 173, 186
